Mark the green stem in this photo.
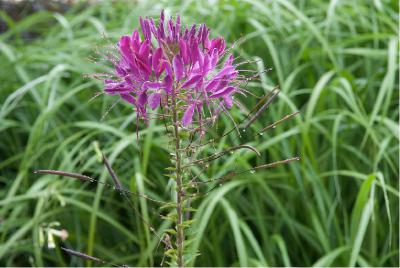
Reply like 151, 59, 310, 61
171, 87, 184, 267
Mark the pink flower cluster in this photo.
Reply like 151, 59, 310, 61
104, 11, 239, 126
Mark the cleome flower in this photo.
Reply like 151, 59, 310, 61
104, 10, 242, 128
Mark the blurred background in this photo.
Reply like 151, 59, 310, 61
0, 0, 398, 266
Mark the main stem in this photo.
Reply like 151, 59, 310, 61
171, 87, 184, 267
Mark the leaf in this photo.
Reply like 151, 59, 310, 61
164, 229, 177, 235
312, 246, 350, 267
349, 174, 376, 266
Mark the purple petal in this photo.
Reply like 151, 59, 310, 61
139, 39, 150, 61
226, 70, 238, 79
182, 74, 202, 88
158, 10, 165, 38
140, 17, 151, 40
202, 54, 211, 75
163, 60, 173, 77
152, 48, 163, 72
115, 65, 126, 76
136, 57, 151, 77
210, 48, 219, 68
131, 30, 141, 52
194, 77, 203, 90
149, 18, 158, 38
223, 95, 234, 108
197, 50, 204, 70
148, 93, 161, 110
142, 81, 162, 90
189, 39, 199, 62
139, 17, 146, 38
121, 94, 136, 105
179, 39, 188, 64
214, 65, 235, 79
119, 36, 133, 61
217, 80, 228, 89
224, 54, 234, 67
138, 92, 148, 106
175, 15, 181, 38
163, 75, 172, 93
197, 24, 204, 40
189, 25, 196, 37
219, 38, 226, 54
144, 18, 151, 40
209, 86, 235, 98
137, 106, 147, 119
202, 27, 210, 48
205, 79, 220, 91
210, 37, 226, 54
182, 104, 195, 126
168, 18, 174, 38
183, 27, 189, 39
104, 80, 132, 94
173, 55, 184, 80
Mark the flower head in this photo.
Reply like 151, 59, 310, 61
104, 11, 241, 127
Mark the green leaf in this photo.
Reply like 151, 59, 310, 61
349, 174, 376, 266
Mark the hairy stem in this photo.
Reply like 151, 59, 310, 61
171, 87, 184, 267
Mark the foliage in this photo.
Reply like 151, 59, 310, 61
0, 0, 398, 266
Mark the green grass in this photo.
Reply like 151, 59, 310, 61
0, 0, 398, 266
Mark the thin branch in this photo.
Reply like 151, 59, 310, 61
241, 87, 280, 130
34, 170, 92, 181
102, 153, 122, 189
190, 156, 300, 197
247, 156, 300, 172
33, 170, 167, 205
101, 99, 121, 121
60, 246, 127, 267
61, 247, 105, 264
187, 86, 281, 150
181, 144, 260, 168
259, 111, 300, 133
99, 153, 163, 241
